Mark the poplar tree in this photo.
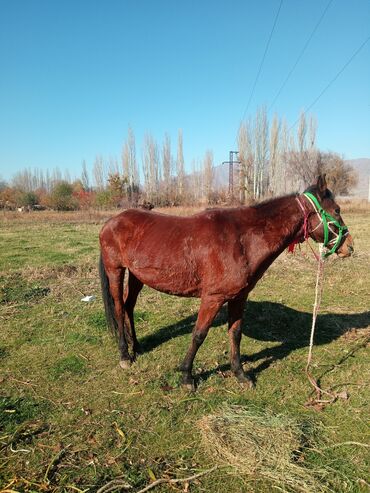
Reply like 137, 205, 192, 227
176, 129, 185, 201
81, 160, 90, 191
203, 150, 214, 204
162, 133, 172, 204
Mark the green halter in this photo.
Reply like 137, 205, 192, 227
303, 192, 348, 258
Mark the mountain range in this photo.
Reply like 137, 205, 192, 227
346, 158, 370, 198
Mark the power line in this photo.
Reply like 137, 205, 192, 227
241, 0, 283, 122
268, 0, 333, 113
289, 34, 370, 131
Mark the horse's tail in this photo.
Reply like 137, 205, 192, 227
99, 253, 119, 339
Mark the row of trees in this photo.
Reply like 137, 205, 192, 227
237, 108, 357, 202
0, 110, 357, 211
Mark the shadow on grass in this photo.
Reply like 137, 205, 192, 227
138, 301, 370, 383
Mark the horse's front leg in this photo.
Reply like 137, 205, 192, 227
228, 298, 254, 388
179, 297, 223, 390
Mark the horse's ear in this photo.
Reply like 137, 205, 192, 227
316, 174, 327, 199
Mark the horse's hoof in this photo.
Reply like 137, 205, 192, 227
183, 382, 196, 392
236, 371, 255, 389
119, 359, 132, 370
181, 375, 196, 392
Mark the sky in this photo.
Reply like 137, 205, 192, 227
0, 0, 369, 183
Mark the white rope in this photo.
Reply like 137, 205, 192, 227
307, 245, 324, 367
305, 245, 328, 402
305, 245, 348, 406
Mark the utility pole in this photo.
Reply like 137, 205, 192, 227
222, 151, 240, 202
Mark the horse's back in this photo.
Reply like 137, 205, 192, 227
99, 207, 248, 296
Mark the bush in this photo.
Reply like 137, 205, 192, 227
50, 181, 79, 211
94, 190, 113, 209
19, 191, 38, 207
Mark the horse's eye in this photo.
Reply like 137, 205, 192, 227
335, 208, 340, 215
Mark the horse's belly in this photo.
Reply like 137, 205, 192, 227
129, 265, 201, 298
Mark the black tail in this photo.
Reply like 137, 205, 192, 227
99, 253, 119, 339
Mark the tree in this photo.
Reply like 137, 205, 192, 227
268, 115, 280, 195
122, 143, 130, 186
203, 150, 214, 204
93, 155, 105, 190
127, 127, 139, 195
0, 187, 21, 209
0, 177, 7, 192
238, 120, 254, 202
189, 159, 203, 205
317, 152, 358, 195
50, 181, 78, 210
107, 172, 128, 206
162, 133, 172, 204
142, 134, 160, 204
81, 160, 90, 191
275, 118, 289, 195
254, 106, 268, 198
287, 113, 318, 190
122, 127, 139, 203
176, 129, 185, 201
94, 190, 112, 209
20, 191, 38, 207
12, 168, 33, 192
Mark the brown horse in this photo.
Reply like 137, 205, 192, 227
99, 175, 353, 389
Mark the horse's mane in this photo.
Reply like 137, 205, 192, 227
250, 193, 298, 210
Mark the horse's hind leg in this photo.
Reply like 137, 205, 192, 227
179, 297, 223, 390
124, 271, 143, 359
106, 266, 132, 369
228, 298, 253, 388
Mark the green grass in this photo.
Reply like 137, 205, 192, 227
0, 211, 369, 492
0, 273, 50, 304
49, 355, 89, 380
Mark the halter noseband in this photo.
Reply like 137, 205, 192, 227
296, 192, 349, 258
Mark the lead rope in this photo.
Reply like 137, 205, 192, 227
305, 245, 348, 408
293, 195, 349, 407
305, 245, 327, 403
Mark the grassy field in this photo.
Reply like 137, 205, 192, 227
0, 207, 369, 492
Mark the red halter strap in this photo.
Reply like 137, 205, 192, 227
287, 196, 320, 261
295, 196, 309, 241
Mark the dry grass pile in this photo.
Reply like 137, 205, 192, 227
199, 405, 330, 492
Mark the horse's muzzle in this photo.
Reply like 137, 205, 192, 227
337, 234, 354, 258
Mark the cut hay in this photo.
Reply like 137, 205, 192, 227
198, 405, 330, 492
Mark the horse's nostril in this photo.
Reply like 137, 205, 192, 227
348, 245, 354, 253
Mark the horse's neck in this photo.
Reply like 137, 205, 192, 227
263, 195, 302, 247
246, 195, 303, 268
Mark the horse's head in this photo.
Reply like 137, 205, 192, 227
302, 175, 354, 258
